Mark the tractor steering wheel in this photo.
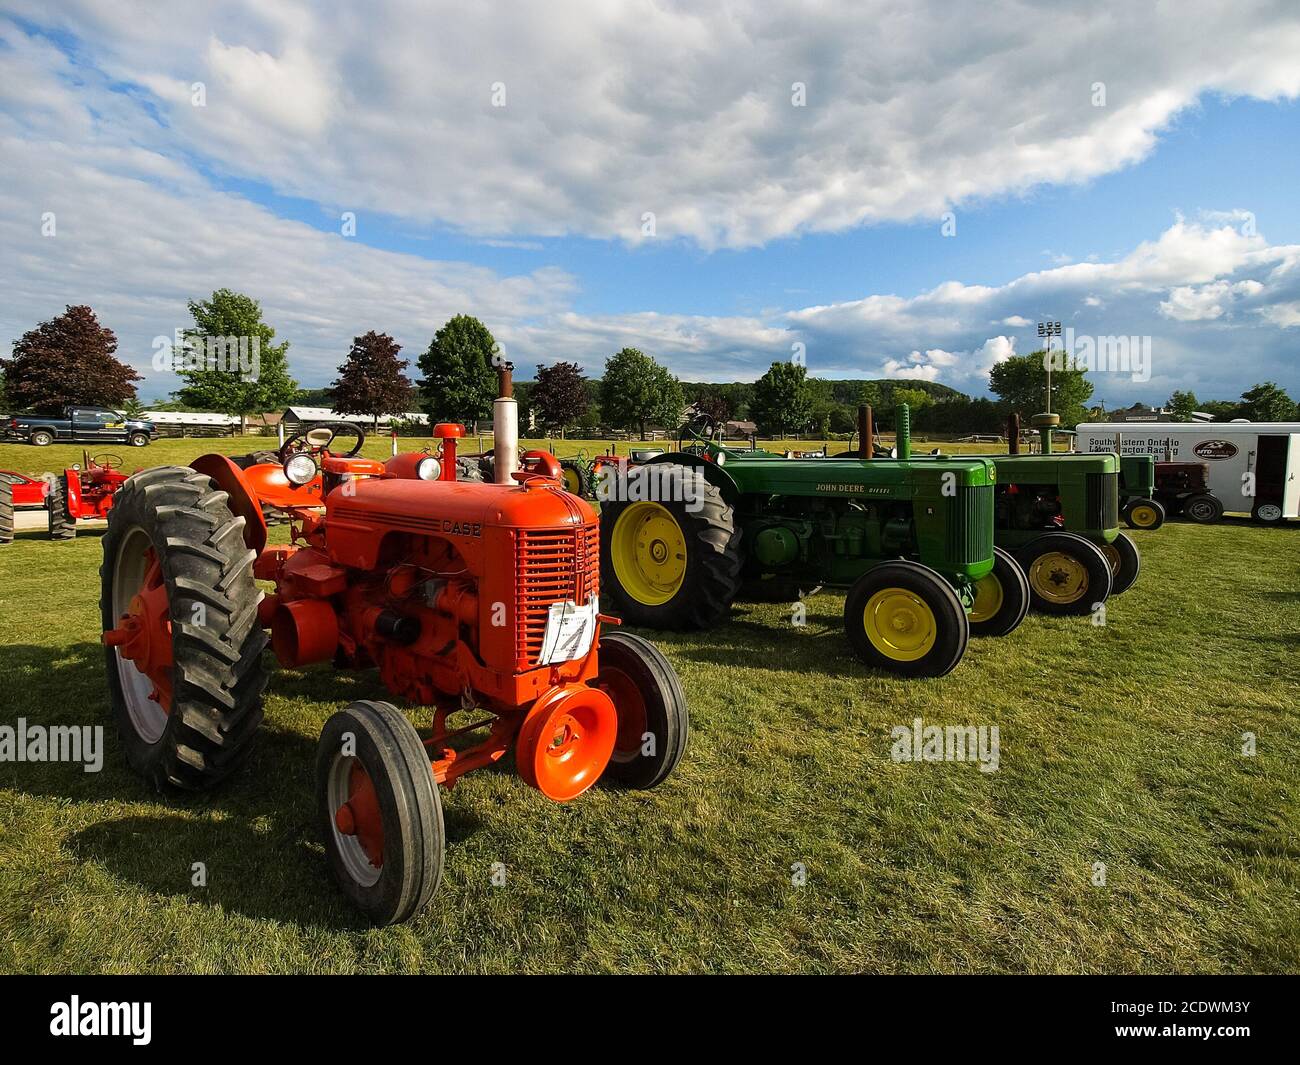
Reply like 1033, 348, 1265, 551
679, 413, 719, 451
91, 452, 124, 470
278, 421, 366, 461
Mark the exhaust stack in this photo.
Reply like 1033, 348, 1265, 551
857, 404, 874, 459
1007, 413, 1021, 455
896, 403, 911, 460
493, 361, 518, 484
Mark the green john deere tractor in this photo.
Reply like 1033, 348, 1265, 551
930, 413, 1135, 616
1116, 455, 1166, 529
598, 405, 1029, 678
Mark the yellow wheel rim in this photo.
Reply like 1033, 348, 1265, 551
862, 588, 937, 662
610, 502, 687, 606
1028, 551, 1089, 604
1130, 505, 1158, 528
968, 572, 1004, 623
562, 468, 582, 493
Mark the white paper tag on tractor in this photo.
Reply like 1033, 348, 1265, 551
538, 599, 598, 665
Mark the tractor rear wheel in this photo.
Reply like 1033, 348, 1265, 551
1123, 497, 1165, 530
559, 458, 590, 498
1183, 493, 1223, 524
967, 546, 1030, 638
1018, 531, 1113, 616
1099, 532, 1141, 596
0, 480, 12, 544
316, 700, 444, 925
595, 631, 689, 789
47, 474, 75, 540
600, 464, 742, 629
101, 466, 269, 790
844, 561, 969, 677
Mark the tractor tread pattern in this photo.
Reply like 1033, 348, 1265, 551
101, 466, 269, 791
47, 474, 75, 540
0, 480, 12, 544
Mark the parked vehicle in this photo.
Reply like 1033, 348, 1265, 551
101, 366, 688, 924
1077, 421, 1300, 523
4, 406, 154, 447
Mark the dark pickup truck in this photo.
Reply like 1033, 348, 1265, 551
4, 406, 155, 447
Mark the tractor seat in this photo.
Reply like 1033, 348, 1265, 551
320, 455, 388, 477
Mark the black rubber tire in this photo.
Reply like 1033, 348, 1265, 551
1122, 497, 1166, 530
1251, 501, 1284, 524
127, 432, 151, 447
1099, 532, 1141, 596
0, 480, 12, 544
316, 700, 444, 925
599, 463, 742, 630
968, 545, 1030, 638
843, 561, 969, 678
1017, 531, 1114, 616
1183, 493, 1223, 524
559, 458, 591, 498
100, 465, 269, 791
47, 473, 76, 540
595, 631, 689, 789
31, 430, 53, 446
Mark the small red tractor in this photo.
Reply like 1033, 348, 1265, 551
100, 365, 688, 924
0, 452, 130, 543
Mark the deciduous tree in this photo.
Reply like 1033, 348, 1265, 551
330, 331, 413, 430
417, 314, 499, 426
2, 305, 140, 412
599, 348, 683, 438
531, 361, 589, 436
750, 361, 813, 437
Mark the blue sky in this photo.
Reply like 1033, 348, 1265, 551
2, 2, 1299, 405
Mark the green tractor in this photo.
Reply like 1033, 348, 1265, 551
598, 405, 1029, 678
1116, 455, 1166, 530
932, 413, 1135, 616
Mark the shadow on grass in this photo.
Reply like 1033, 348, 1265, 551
3, 639, 496, 927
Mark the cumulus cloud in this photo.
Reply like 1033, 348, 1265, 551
7, 0, 1300, 249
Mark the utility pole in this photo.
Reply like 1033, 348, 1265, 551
1034, 320, 1062, 453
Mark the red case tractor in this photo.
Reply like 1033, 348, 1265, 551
0, 452, 131, 543
100, 366, 689, 924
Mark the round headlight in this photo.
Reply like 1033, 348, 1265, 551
416, 456, 441, 480
284, 452, 318, 485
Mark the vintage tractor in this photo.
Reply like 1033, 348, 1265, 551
0, 469, 47, 543
599, 405, 1030, 679
100, 365, 689, 924
0, 453, 131, 542
1151, 460, 1223, 523
1116, 456, 1165, 530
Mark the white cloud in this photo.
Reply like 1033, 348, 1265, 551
6, 1, 1300, 249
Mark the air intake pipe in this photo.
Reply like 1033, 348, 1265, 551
493, 361, 518, 484
896, 403, 911, 460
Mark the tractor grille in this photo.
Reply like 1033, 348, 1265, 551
514, 522, 600, 666
1085, 472, 1119, 531
947, 484, 993, 565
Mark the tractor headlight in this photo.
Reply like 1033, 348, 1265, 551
284, 453, 318, 485
415, 456, 440, 480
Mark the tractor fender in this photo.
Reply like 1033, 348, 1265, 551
190, 453, 269, 553
61, 468, 83, 519
642, 451, 741, 506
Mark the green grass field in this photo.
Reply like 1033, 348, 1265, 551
1, 436, 1297, 973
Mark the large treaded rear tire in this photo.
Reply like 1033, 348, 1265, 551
47, 474, 75, 540
0, 480, 12, 544
101, 465, 269, 791
600, 463, 742, 629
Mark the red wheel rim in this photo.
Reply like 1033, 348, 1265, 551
598, 666, 649, 764
334, 760, 384, 870
517, 687, 617, 801
103, 546, 174, 712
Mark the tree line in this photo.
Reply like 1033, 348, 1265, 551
2, 297, 1296, 435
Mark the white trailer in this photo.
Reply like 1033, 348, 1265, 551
1075, 421, 1300, 522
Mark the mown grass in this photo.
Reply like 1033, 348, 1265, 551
0, 436, 1297, 973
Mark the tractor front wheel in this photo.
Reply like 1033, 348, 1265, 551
1099, 532, 1141, 596
101, 466, 269, 790
1183, 493, 1223, 524
47, 474, 75, 540
1018, 531, 1113, 616
967, 546, 1030, 638
844, 561, 969, 678
559, 458, 591, 498
600, 464, 742, 629
595, 631, 689, 789
0, 480, 12, 544
1123, 497, 1165, 530
317, 700, 444, 925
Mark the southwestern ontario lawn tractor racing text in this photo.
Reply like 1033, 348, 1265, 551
99, 364, 689, 924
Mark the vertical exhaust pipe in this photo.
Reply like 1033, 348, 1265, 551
1007, 413, 1021, 454
896, 403, 911, 460
493, 361, 518, 484
857, 404, 874, 459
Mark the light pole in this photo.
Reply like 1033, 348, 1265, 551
1034, 320, 1062, 453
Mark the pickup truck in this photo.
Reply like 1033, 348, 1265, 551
4, 406, 155, 447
